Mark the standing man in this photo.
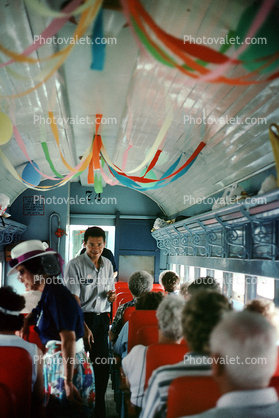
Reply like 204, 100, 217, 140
64, 226, 116, 418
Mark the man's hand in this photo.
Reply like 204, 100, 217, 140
84, 322, 94, 349
107, 290, 117, 303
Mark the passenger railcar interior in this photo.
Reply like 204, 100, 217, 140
1, 0, 279, 416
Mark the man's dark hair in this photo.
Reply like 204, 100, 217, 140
84, 226, 106, 243
135, 291, 164, 310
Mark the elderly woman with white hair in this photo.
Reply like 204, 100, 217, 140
109, 270, 154, 342
122, 294, 185, 411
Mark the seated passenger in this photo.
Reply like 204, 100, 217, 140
122, 294, 185, 410
0, 286, 44, 406
187, 276, 221, 299
113, 291, 164, 359
182, 311, 279, 418
159, 270, 180, 294
245, 299, 279, 341
109, 271, 153, 342
140, 290, 232, 418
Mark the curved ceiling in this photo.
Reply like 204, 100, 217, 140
1, 0, 279, 216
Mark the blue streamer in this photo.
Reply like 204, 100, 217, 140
108, 153, 199, 192
90, 8, 106, 71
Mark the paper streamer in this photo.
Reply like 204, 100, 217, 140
1, 0, 102, 99
23, 0, 97, 18
122, 0, 279, 85
0, 0, 82, 68
90, 7, 106, 71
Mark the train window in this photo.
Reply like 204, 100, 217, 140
189, 266, 195, 281
214, 269, 224, 292
232, 273, 245, 295
179, 265, 185, 281
171, 264, 178, 274
232, 273, 245, 310
257, 276, 275, 300
200, 268, 207, 277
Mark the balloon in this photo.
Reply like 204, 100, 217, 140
22, 161, 41, 186
0, 112, 13, 145
235, 3, 279, 73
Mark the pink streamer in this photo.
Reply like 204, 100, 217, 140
199, 0, 275, 81
121, 99, 134, 171
0, 0, 82, 68
99, 166, 119, 186
120, 0, 147, 55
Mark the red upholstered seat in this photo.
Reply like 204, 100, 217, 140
115, 281, 129, 290
166, 375, 220, 418
272, 348, 279, 376
145, 343, 188, 389
136, 325, 158, 349
269, 375, 279, 396
152, 284, 164, 292
112, 291, 133, 318
0, 382, 17, 418
122, 306, 136, 325
0, 346, 33, 418
128, 310, 158, 353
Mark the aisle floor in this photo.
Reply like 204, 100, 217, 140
105, 380, 119, 418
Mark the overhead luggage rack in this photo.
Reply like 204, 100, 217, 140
152, 190, 279, 261
0, 219, 27, 245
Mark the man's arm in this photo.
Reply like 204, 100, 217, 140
73, 294, 94, 347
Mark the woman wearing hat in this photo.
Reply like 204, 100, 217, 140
9, 240, 95, 417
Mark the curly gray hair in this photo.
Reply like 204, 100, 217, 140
128, 270, 153, 297
156, 294, 185, 341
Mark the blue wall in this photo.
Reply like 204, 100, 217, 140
6, 181, 163, 288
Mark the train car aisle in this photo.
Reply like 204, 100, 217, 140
105, 380, 119, 418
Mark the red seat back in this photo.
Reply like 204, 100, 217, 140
269, 375, 279, 396
145, 343, 188, 389
26, 325, 45, 353
115, 281, 129, 290
152, 284, 164, 292
112, 291, 133, 318
119, 295, 134, 307
166, 375, 220, 418
136, 325, 158, 349
128, 310, 158, 353
273, 348, 279, 376
0, 382, 17, 418
122, 306, 136, 325
0, 346, 33, 418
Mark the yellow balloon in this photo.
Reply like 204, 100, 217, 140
0, 112, 13, 145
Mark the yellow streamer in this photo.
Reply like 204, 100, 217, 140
0, 0, 102, 99
0, 0, 98, 66
101, 113, 173, 174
